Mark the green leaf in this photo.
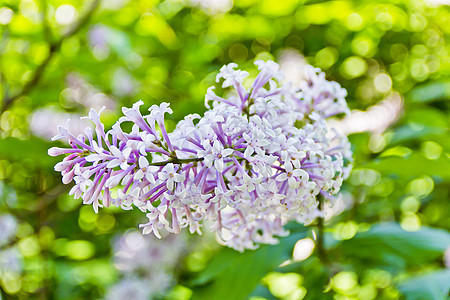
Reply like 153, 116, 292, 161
362, 153, 450, 182
406, 108, 448, 129
409, 81, 450, 103
190, 225, 308, 300
388, 107, 450, 149
398, 269, 450, 300
329, 223, 450, 270
0, 136, 58, 169
250, 285, 277, 300
388, 124, 448, 145
276, 257, 332, 300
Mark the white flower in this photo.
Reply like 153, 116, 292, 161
107, 146, 132, 170
211, 186, 233, 209
81, 107, 105, 133
276, 163, 309, 189
242, 130, 270, 159
140, 205, 170, 238
255, 59, 284, 81
85, 140, 107, 166
200, 140, 234, 172
158, 164, 185, 190
216, 63, 249, 88
51, 60, 352, 251
117, 187, 140, 210
134, 156, 155, 183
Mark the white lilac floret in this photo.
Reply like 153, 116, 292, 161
49, 60, 353, 251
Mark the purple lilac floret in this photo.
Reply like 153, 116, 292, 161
49, 60, 353, 251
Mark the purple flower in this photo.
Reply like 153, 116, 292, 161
50, 60, 353, 251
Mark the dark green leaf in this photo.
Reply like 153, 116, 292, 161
190, 225, 308, 300
329, 223, 450, 270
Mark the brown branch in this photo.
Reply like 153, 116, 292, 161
0, 0, 100, 114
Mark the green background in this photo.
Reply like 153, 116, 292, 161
0, 0, 449, 299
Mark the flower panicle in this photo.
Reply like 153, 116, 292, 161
50, 60, 352, 251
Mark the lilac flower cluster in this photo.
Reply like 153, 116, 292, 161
0, 214, 17, 247
49, 60, 352, 251
105, 231, 185, 300
0, 214, 22, 276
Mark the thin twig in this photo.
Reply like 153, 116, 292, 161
0, 29, 10, 100
39, 0, 53, 44
0, 0, 100, 114
148, 157, 204, 167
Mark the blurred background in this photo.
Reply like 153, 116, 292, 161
0, 0, 449, 299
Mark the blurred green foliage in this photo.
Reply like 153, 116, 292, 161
0, 0, 449, 299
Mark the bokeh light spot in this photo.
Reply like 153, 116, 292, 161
332, 271, 358, 292
55, 5, 78, 25
351, 36, 375, 57
401, 213, 421, 232
421, 141, 442, 160
333, 221, 359, 240
374, 73, 392, 93
315, 47, 338, 69
65, 240, 95, 260
407, 176, 434, 198
18, 235, 40, 257
228, 43, 248, 62
340, 56, 367, 79
0, 7, 14, 25
346, 13, 363, 30
264, 272, 303, 298
400, 196, 420, 213
293, 238, 315, 261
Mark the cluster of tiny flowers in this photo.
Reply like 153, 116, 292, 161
49, 60, 352, 251
105, 231, 185, 300
0, 214, 22, 276
0, 214, 17, 247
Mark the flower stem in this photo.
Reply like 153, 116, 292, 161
316, 195, 329, 264
148, 157, 204, 166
